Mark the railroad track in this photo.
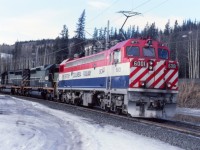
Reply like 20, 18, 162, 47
75, 104, 200, 138
2, 93, 200, 138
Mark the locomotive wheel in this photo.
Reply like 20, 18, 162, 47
74, 98, 79, 106
64, 98, 70, 104
105, 105, 110, 112
11, 88, 15, 95
74, 98, 82, 106
48, 95, 53, 101
115, 107, 122, 115
62, 98, 65, 103
41, 91, 47, 100
58, 94, 62, 102
100, 101, 105, 110
48, 95, 51, 100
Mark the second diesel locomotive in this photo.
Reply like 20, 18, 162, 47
0, 38, 178, 118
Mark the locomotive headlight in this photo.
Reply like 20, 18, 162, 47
139, 81, 146, 88
149, 60, 153, 65
148, 60, 154, 71
167, 83, 171, 88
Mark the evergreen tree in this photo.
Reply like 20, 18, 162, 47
54, 25, 69, 63
131, 25, 135, 38
60, 25, 69, 60
164, 20, 170, 36
75, 9, 86, 39
127, 26, 132, 38
93, 27, 98, 39
13, 42, 22, 70
141, 23, 149, 38
148, 22, 158, 39
174, 20, 179, 33
60, 25, 69, 39
99, 28, 103, 40
113, 28, 118, 39
103, 27, 107, 40
72, 9, 86, 57
134, 26, 140, 38
110, 27, 114, 40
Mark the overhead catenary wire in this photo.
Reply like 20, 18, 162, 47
84, 0, 151, 40
142, 0, 169, 14
107, 0, 169, 32
86, 0, 152, 38
131, 0, 152, 11
109, 0, 151, 26
87, 0, 119, 23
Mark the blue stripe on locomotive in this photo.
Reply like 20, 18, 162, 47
58, 75, 129, 89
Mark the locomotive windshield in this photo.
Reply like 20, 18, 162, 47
158, 48, 169, 59
143, 47, 155, 57
126, 46, 140, 56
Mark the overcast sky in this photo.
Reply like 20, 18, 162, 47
0, 0, 199, 45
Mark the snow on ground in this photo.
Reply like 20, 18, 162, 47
176, 107, 200, 117
0, 95, 182, 150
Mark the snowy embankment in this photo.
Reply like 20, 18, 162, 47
176, 107, 200, 117
0, 95, 182, 150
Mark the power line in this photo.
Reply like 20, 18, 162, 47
142, 0, 169, 14
88, 0, 119, 23
131, 0, 151, 11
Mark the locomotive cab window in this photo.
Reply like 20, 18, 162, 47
126, 46, 140, 57
113, 49, 121, 64
158, 48, 169, 59
143, 47, 155, 57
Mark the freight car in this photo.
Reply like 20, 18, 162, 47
0, 38, 178, 118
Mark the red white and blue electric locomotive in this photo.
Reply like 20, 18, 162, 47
58, 38, 178, 118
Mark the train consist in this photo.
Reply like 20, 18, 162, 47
0, 38, 178, 118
